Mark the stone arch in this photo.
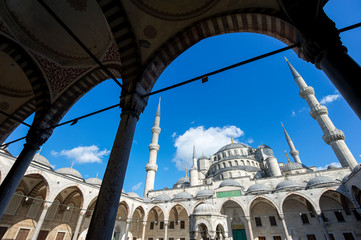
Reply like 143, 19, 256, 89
195, 221, 210, 240
216, 223, 226, 239
168, 204, 189, 236
116, 201, 130, 220
169, 202, 190, 217
22, 173, 50, 202
248, 195, 281, 215
145, 206, 165, 240
0, 34, 50, 143
129, 205, 145, 239
85, 196, 97, 218
280, 192, 318, 213
221, 200, 246, 239
140, 12, 300, 93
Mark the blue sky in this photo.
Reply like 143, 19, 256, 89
6, 1, 361, 196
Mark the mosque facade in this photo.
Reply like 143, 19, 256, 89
0, 62, 361, 240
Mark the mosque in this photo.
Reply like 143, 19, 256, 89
0, 61, 360, 240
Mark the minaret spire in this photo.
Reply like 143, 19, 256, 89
281, 122, 302, 164
285, 59, 358, 169
144, 98, 161, 196
190, 144, 199, 186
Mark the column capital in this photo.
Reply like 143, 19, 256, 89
120, 92, 147, 119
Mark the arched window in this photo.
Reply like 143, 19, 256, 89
234, 150, 238, 155
234, 161, 238, 166
63, 203, 75, 222
4, 191, 24, 215
229, 161, 232, 167
228, 151, 231, 156
247, 160, 250, 166
46, 199, 60, 220
222, 152, 226, 158
27, 196, 43, 218
241, 160, 244, 165
222, 163, 226, 168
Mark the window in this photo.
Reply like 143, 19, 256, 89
180, 238, 185, 240
169, 221, 174, 229
258, 237, 266, 240
160, 221, 164, 229
169, 238, 174, 240
343, 233, 355, 240
334, 211, 345, 222
148, 238, 153, 240
255, 217, 262, 227
234, 150, 238, 155
273, 236, 281, 240
229, 161, 232, 167
306, 235, 316, 240
55, 232, 65, 240
180, 220, 185, 229
300, 213, 310, 224
269, 216, 277, 226
223, 163, 226, 168
329, 234, 335, 240
0, 227, 8, 240
352, 210, 361, 221
15, 228, 30, 240
150, 222, 154, 230
321, 212, 329, 222
234, 161, 238, 166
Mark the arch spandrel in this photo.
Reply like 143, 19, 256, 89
167, 203, 190, 219
219, 199, 247, 215
248, 195, 282, 216
21, 172, 50, 203
280, 192, 319, 214
146, 205, 165, 222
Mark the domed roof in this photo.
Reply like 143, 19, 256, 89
127, 192, 140, 198
217, 143, 250, 153
276, 180, 302, 191
307, 176, 337, 188
219, 179, 241, 188
85, 177, 102, 186
256, 144, 271, 150
193, 203, 218, 215
33, 153, 52, 169
142, 197, 152, 203
173, 191, 192, 200
282, 162, 304, 171
153, 194, 171, 202
199, 153, 209, 160
56, 167, 82, 179
196, 189, 214, 198
176, 176, 190, 185
247, 184, 272, 194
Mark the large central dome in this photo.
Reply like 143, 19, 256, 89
216, 143, 250, 153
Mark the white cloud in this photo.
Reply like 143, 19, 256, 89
317, 162, 342, 170
291, 111, 296, 117
164, 167, 169, 171
52, 145, 110, 164
132, 182, 142, 191
320, 94, 341, 105
171, 132, 177, 138
246, 138, 254, 144
172, 126, 244, 170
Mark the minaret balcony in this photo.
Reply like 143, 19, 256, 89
149, 143, 160, 151
151, 126, 161, 134
310, 105, 328, 119
145, 163, 158, 172
322, 129, 345, 144
299, 86, 315, 99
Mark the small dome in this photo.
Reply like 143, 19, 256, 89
282, 162, 304, 171
127, 192, 140, 199
196, 189, 214, 198
85, 178, 102, 186
276, 180, 302, 191
153, 194, 171, 202
219, 179, 241, 188
217, 143, 250, 153
33, 153, 53, 169
193, 203, 218, 215
307, 176, 337, 189
199, 154, 209, 160
142, 197, 152, 203
256, 144, 271, 150
56, 167, 82, 179
173, 191, 192, 200
247, 184, 272, 194
176, 176, 190, 185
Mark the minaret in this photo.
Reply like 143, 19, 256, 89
281, 122, 302, 164
190, 145, 199, 186
144, 98, 161, 196
285, 59, 358, 169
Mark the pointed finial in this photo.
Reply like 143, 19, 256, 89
37, 147, 43, 155
284, 150, 290, 163
96, 172, 99, 178
284, 57, 288, 61
261, 141, 263, 145
193, 144, 196, 159
156, 97, 161, 117
70, 161, 75, 168
281, 122, 292, 142
285, 58, 301, 79
185, 168, 188, 177
231, 135, 234, 144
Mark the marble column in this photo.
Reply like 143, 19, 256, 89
124, 218, 132, 240
86, 93, 146, 240
141, 221, 146, 240
279, 215, 291, 240
72, 209, 86, 240
318, 214, 331, 240
164, 220, 169, 240
0, 127, 51, 218
244, 216, 253, 240
30, 202, 51, 240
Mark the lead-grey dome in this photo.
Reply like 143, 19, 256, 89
173, 191, 192, 200
307, 176, 337, 188
276, 180, 302, 191
86, 177, 102, 186
247, 184, 272, 194
256, 144, 271, 150
217, 143, 250, 153
142, 197, 152, 203
196, 189, 214, 198
199, 154, 209, 160
33, 153, 53, 170
282, 162, 304, 171
127, 192, 140, 199
176, 176, 190, 185
219, 179, 241, 188
193, 203, 218, 215
56, 167, 82, 179
153, 194, 171, 202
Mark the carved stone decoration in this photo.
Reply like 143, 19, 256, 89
66, 0, 88, 12
143, 25, 157, 39
33, 53, 91, 97
101, 41, 121, 63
